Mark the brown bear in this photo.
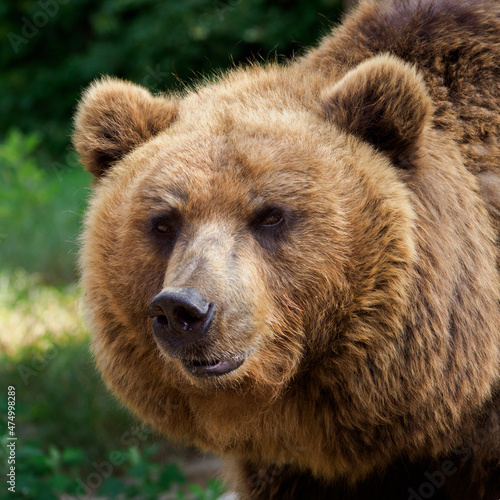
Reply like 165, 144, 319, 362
73, 0, 500, 498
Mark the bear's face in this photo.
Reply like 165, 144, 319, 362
76, 61, 420, 400
120, 128, 351, 389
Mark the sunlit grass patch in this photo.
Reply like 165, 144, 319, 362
0, 269, 86, 355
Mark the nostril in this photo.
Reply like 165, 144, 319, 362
156, 315, 168, 326
173, 307, 200, 331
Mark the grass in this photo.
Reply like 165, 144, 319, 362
0, 130, 225, 499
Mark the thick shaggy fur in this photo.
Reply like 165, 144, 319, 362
73, 1, 500, 498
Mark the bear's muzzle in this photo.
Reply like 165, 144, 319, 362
149, 287, 245, 377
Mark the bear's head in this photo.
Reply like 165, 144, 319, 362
74, 55, 500, 477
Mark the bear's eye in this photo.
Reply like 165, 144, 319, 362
153, 221, 175, 235
259, 211, 283, 227
251, 205, 291, 251
255, 207, 284, 228
148, 210, 181, 250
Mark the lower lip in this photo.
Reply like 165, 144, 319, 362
181, 358, 245, 378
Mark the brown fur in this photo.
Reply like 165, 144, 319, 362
73, 1, 500, 498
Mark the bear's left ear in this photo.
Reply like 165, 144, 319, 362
73, 77, 178, 179
321, 54, 432, 167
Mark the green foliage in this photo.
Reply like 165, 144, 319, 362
0, 129, 90, 282
0, 437, 87, 500
0, 436, 223, 499
184, 480, 226, 500
98, 444, 224, 499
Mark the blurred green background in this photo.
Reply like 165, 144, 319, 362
0, 1, 345, 498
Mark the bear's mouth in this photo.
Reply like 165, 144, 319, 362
181, 357, 244, 378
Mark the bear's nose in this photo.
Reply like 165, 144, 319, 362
148, 288, 215, 346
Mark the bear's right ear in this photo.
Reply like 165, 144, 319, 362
73, 77, 178, 178
321, 54, 431, 168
